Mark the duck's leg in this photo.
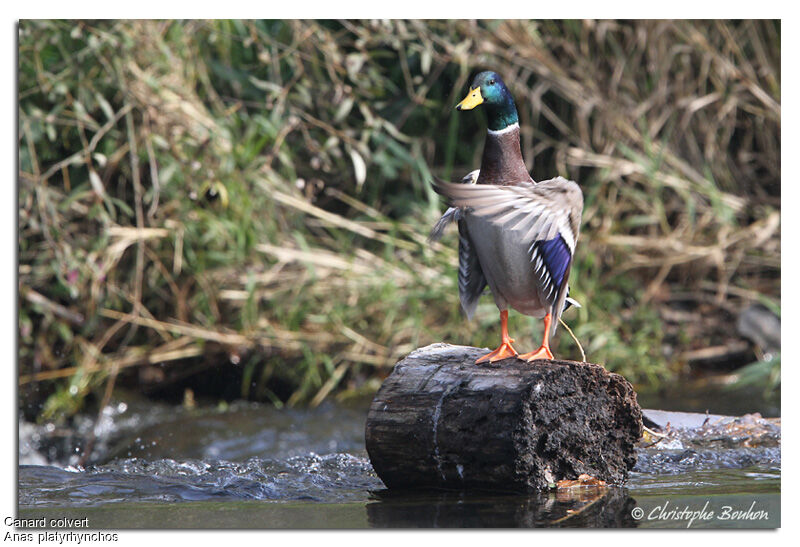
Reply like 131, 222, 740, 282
476, 310, 519, 363
519, 313, 554, 362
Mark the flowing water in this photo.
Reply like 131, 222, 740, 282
18, 385, 780, 528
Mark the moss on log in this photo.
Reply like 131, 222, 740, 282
365, 343, 643, 492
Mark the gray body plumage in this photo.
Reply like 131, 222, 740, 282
431, 175, 583, 337
464, 212, 546, 317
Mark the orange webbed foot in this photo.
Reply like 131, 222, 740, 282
519, 345, 554, 362
476, 339, 518, 363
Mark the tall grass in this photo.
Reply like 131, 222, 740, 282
18, 20, 780, 421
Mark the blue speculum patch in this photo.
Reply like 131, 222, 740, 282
537, 236, 571, 289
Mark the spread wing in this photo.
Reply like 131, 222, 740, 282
428, 206, 460, 242
428, 169, 481, 242
432, 176, 582, 252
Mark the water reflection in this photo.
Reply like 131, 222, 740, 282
366, 487, 639, 528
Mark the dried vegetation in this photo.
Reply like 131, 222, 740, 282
18, 20, 780, 420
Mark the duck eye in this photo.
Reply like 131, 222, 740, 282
489, 79, 495, 85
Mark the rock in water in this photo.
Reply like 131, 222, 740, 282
365, 343, 643, 491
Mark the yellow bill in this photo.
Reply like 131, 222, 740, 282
456, 87, 484, 110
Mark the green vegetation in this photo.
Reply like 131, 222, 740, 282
18, 20, 780, 422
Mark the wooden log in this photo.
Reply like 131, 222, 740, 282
365, 343, 643, 492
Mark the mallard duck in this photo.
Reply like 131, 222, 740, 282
431, 71, 583, 363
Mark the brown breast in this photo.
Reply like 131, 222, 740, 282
475, 125, 534, 186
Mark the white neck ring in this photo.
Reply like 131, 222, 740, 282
487, 122, 519, 136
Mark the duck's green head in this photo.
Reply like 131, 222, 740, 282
456, 71, 519, 132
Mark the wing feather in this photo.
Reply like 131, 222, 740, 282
433, 176, 583, 250
457, 220, 487, 320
